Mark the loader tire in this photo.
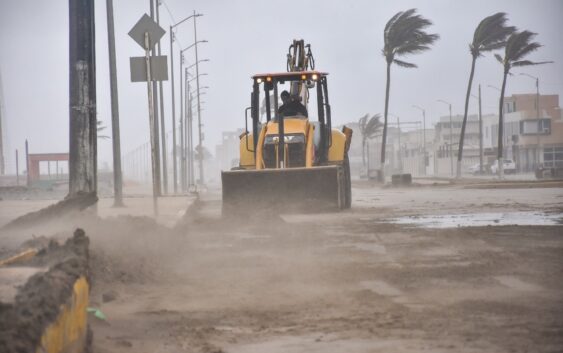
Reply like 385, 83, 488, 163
343, 153, 352, 209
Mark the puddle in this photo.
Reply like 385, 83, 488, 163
389, 211, 563, 228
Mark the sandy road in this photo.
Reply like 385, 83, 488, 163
85, 184, 563, 353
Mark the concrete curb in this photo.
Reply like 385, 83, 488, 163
0, 229, 90, 353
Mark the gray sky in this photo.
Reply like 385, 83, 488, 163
1, 0, 562, 171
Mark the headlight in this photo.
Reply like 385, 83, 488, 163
264, 134, 305, 144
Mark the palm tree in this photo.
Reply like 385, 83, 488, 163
457, 13, 515, 178
358, 114, 383, 167
494, 30, 551, 178
381, 9, 438, 181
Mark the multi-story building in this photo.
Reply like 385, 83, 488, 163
488, 94, 563, 172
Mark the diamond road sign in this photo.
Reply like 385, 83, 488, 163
128, 14, 165, 50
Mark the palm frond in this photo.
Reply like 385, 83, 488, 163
512, 42, 542, 61
383, 8, 438, 64
480, 41, 507, 52
505, 31, 536, 60
494, 53, 504, 64
393, 59, 417, 68
501, 30, 551, 72
512, 60, 553, 67
470, 12, 515, 56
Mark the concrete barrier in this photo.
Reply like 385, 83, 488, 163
0, 229, 90, 353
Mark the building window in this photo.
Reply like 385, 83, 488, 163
520, 118, 551, 135
504, 101, 516, 113
543, 147, 563, 167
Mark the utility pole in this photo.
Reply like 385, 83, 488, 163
448, 105, 453, 176
437, 100, 454, 176
144, 31, 159, 215
69, 0, 97, 197
179, 53, 186, 192
478, 84, 483, 174
0, 70, 4, 176
149, 0, 161, 196
412, 105, 426, 176
15, 149, 19, 185
155, 0, 167, 194
193, 10, 204, 186
25, 140, 30, 187
106, 0, 124, 206
169, 27, 178, 193
184, 68, 190, 189
188, 91, 195, 188
396, 116, 402, 172
535, 76, 541, 168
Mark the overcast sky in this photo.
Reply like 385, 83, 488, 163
1, 0, 562, 172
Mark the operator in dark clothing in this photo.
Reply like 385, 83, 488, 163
278, 90, 308, 118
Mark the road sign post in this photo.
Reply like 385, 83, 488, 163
129, 13, 168, 217
144, 32, 158, 216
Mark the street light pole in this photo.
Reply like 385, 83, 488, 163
412, 105, 426, 176
179, 52, 185, 191
155, 0, 167, 194
187, 90, 195, 188
478, 84, 483, 174
168, 13, 202, 194
193, 10, 205, 187
520, 73, 542, 169
106, 0, 123, 206
149, 0, 161, 197
187, 68, 193, 191
178, 45, 206, 192
437, 99, 454, 176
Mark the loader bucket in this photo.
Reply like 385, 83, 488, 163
221, 165, 343, 216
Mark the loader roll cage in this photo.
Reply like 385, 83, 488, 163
246, 71, 332, 165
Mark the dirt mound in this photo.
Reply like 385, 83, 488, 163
2, 192, 97, 230
0, 229, 90, 353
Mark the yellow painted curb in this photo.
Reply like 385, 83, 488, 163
36, 276, 89, 353
0, 248, 38, 267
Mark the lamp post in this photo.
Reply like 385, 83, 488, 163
520, 73, 542, 170
471, 84, 484, 174
187, 59, 209, 70
412, 105, 426, 176
188, 73, 208, 83
193, 9, 206, 188
437, 99, 454, 176
169, 12, 202, 193
388, 113, 402, 173
106, 0, 123, 206
488, 84, 504, 176
179, 41, 207, 191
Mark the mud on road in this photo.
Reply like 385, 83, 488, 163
81, 185, 563, 353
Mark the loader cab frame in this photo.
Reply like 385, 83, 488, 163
248, 71, 332, 165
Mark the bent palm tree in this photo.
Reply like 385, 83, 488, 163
494, 30, 551, 178
457, 13, 515, 178
382, 9, 438, 181
359, 114, 382, 167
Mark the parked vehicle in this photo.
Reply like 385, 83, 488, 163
490, 159, 516, 174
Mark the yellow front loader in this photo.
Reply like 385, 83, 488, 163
221, 69, 353, 214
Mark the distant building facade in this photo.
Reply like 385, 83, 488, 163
490, 94, 563, 172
